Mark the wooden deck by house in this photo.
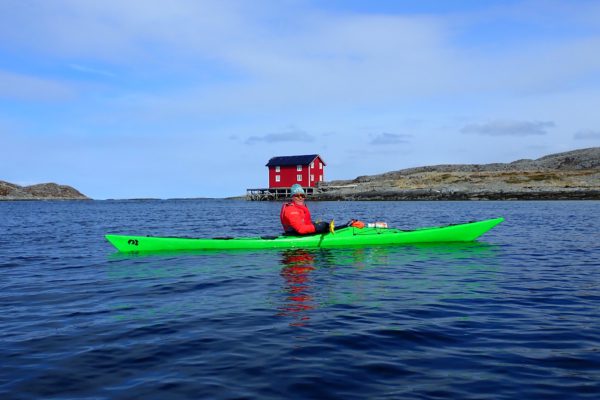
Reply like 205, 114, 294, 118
246, 187, 317, 201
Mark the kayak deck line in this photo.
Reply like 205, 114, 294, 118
105, 217, 504, 253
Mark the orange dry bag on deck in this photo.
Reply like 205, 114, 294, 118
350, 220, 365, 229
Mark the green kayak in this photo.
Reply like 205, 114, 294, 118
105, 217, 504, 252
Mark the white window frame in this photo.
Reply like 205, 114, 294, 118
275, 166, 280, 172
275, 175, 280, 182
297, 174, 302, 181
319, 175, 323, 182
319, 162, 323, 169
297, 165, 302, 171
311, 174, 314, 182
310, 161, 314, 168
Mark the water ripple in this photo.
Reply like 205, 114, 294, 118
1, 200, 599, 399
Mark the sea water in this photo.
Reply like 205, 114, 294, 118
1, 200, 599, 399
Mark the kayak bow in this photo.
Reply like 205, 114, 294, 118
105, 217, 504, 252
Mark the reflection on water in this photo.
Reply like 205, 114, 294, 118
279, 250, 317, 327
274, 242, 501, 327
103, 243, 501, 326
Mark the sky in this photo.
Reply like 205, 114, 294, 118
1, 0, 599, 199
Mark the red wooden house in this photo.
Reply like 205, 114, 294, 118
266, 154, 326, 188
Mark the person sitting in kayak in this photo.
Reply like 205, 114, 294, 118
280, 184, 330, 235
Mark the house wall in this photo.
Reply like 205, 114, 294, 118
269, 165, 307, 187
268, 156, 325, 188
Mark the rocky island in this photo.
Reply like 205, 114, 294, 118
0, 181, 90, 201
315, 147, 600, 201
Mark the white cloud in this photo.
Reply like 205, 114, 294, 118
574, 130, 600, 140
461, 120, 555, 136
0, 70, 75, 101
246, 128, 315, 144
1, 0, 599, 108
370, 133, 412, 145
0, 0, 245, 61
68, 64, 116, 78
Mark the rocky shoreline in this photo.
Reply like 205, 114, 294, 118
314, 147, 600, 201
316, 189, 600, 201
0, 181, 90, 201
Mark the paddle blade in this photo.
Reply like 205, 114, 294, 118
329, 220, 335, 234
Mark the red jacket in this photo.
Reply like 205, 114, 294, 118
280, 202, 315, 234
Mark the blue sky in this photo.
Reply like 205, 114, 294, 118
1, 0, 599, 199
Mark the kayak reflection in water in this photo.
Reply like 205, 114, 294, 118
280, 184, 330, 235
279, 249, 316, 327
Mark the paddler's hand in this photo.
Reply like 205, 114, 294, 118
313, 221, 330, 233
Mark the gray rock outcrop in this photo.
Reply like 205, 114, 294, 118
0, 181, 90, 200
315, 147, 600, 200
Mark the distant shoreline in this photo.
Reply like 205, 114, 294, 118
0, 181, 89, 201
2, 196, 600, 202
4, 147, 598, 202
309, 147, 600, 202
313, 190, 600, 201
0, 198, 91, 201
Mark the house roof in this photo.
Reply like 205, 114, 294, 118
265, 154, 326, 167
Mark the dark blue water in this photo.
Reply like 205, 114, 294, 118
1, 200, 599, 399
